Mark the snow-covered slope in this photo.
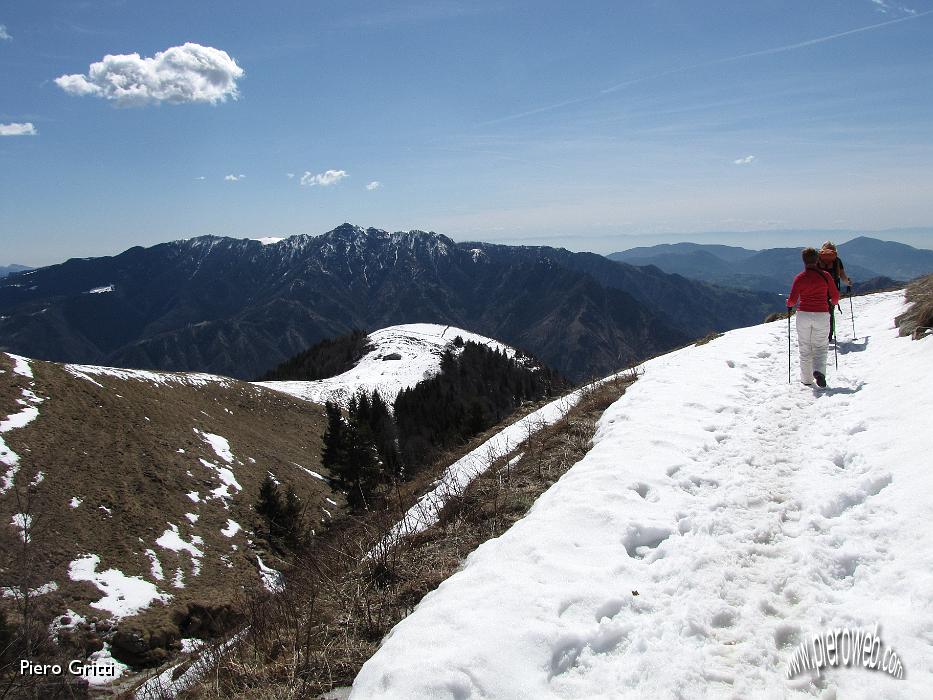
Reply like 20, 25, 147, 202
258, 323, 517, 406
350, 290, 932, 699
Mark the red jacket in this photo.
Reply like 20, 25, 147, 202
787, 266, 839, 312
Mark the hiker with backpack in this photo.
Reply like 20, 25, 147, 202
787, 247, 840, 388
817, 241, 852, 292
817, 241, 853, 341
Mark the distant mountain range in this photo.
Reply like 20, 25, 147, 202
0, 225, 784, 382
0, 264, 32, 279
607, 237, 933, 293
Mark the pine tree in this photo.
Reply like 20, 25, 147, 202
321, 401, 349, 475
323, 399, 381, 511
282, 486, 305, 549
255, 474, 285, 542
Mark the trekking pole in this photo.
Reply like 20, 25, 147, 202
848, 288, 856, 339
833, 320, 838, 370
787, 310, 791, 384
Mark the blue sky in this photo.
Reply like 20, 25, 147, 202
2, 0, 933, 265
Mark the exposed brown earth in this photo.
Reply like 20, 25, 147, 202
895, 273, 933, 338
0, 352, 330, 684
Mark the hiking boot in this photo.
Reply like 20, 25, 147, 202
813, 371, 827, 388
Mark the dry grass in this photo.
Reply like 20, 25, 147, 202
895, 273, 933, 339
145, 376, 634, 700
694, 331, 724, 345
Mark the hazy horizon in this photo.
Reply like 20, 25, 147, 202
5, 224, 933, 269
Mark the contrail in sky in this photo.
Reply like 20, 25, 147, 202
478, 9, 933, 127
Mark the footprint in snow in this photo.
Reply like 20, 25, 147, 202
819, 472, 893, 518
847, 421, 868, 435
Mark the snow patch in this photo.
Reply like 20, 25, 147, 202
6, 353, 33, 378
87, 284, 114, 294
68, 554, 170, 618
0, 385, 44, 494
258, 323, 520, 407
64, 363, 230, 387
256, 555, 284, 593
195, 429, 234, 463
221, 519, 241, 537
294, 463, 326, 481
145, 549, 164, 581
50, 609, 86, 637
156, 523, 205, 576
85, 644, 131, 686
10, 513, 31, 542
2, 581, 58, 599
370, 382, 601, 554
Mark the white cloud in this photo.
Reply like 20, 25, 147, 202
55, 42, 244, 107
224, 174, 245, 181
733, 155, 756, 165
366, 180, 382, 191
0, 24, 11, 41
300, 169, 348, 187
195, 176, 206, 180
286, 172, 295, 179
0, 122, 37, 136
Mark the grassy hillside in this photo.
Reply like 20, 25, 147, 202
0, 353, 330, 693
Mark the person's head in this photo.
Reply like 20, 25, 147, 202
802, 247, 819, 267
821, 241, 837, 252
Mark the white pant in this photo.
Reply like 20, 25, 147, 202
796, 311, 831, 383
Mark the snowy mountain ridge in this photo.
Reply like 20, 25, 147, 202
258, 323, 518, 407
349, 290, 932, 699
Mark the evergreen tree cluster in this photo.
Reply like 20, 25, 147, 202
321, 396, 400, 511
394, 341, 563, 469
320, 340, 564, 510
259, 329, 371, 381
255, 475, 307, 552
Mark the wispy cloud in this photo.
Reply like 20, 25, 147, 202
300, 169, 348, 187
0, 122, 37, 136
481, 9, 933, 127
366, 180, 382, 191
224, 174, 245, 181
195, 176, 206, 180
286, 172, 295, 179
733, 155, 756, 165
870, 0, 917, 16
55, 43, 244, 107
0, 24, 11, 41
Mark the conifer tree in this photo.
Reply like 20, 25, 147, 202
323, 399, 381, 510
255, 474, 285, 542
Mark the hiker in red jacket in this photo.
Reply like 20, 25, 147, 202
787, 247, 840, 388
